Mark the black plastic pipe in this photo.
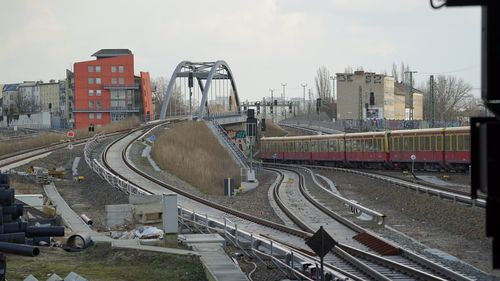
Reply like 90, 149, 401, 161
26, 226, 64, 238
0, 232, 26, 244
0, 241, 39, 256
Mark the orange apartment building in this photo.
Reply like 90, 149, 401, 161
73, 49, 153, 129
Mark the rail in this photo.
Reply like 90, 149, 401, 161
305, 164, 486, 208
83, 129, 351, 280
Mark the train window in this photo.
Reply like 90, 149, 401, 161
437, 136, 443, 151
464, 134, 470, 151
339, 139, 344, 152
321, 140, 327, 152
365, 139, 372, 151
408, 137, 414, 151
445, 136, 450, 151
458, 135, 464, 151
403, 137, 408, 151
345, 140, 351, 152
393, 137, 399, 151
329, 140, 337, 152
430, 136, 436, 151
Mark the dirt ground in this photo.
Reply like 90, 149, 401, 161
316, 169, 500, 278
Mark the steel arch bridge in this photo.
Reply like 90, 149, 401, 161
159, 61, 241, 119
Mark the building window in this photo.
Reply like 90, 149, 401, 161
111, 66, 117, 73
88, 78, 94, 84
89, 113, 94, 119
119, 66, 124, 73
111, 78, 117, 85
118, 77, 124, 84
95, 66, 101, 73
97, 100, 102, 109
88, 66, 94, 72
88, 89, 94, 96
97, 113, 102, 119
89, 101, 94, 108
96, 78, 101, 84
96, 89, 102, 96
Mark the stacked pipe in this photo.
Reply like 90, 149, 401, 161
0, 173, 64, 257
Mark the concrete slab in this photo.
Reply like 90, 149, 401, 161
111, 240, 198, 256
43, 183, 113, 242
190, 243, 249, 281
179, 233, 226, 247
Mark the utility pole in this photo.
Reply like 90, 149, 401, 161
430, 75, 435, 127
301, 83, 307, 115
281, 83, 287, 120
358, 86, 363, 121
270, 88, 275, 123
405, 70, 417, 120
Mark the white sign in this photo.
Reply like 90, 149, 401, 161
13, 126, 17, 132
67, 144, 74, 150
410, 154, 416, 161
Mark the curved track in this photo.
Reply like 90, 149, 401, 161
267, 166, 474, 281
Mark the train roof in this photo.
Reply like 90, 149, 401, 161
444, 126, 470, 133
344, 131, 387, 138
390, 127, 445, 135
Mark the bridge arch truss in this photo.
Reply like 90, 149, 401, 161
159, 61, 241, 119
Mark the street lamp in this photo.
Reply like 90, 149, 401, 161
281, 83, 287, 120
301, 83, 307, 115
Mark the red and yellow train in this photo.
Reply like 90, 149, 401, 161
260, 127, 470, 170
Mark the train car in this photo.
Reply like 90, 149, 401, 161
310, 133, 346, 163
388, 128, 445, 169
344, 131, 388, 167
260, 136, 285, 161
282, 135, 312, 161
443, 126, 470, 169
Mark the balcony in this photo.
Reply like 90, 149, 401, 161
103, 83, 139, 90
73, 106, 140, 113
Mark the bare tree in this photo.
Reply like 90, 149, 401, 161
315, 66, 331, 102
423, 75, 473, 121
344, 65, 353, 74
392, 63, 399, 82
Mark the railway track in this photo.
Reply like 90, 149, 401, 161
94, 122, 476, 280
267, 166, 475, 281
268, 163, 485, 208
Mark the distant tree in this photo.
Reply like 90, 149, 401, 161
314, 66, 336, 119
422, 75, 473, 121
315, 66, 331, 102
344, 65, 353, 74
392, 63, 399, 82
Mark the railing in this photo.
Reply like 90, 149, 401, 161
83, 134, 345, 280
207, 119, 249, 169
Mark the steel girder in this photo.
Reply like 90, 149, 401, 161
159, 60, 240, 119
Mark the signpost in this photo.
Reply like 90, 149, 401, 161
410, 154, 416, 175
67, 131, 75, 138
305, 226, 337, 280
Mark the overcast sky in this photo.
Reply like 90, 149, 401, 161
0, 0, 481, 100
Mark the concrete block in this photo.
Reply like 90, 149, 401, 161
64, 272, 87, 281
134, 203, 162, 224
162, 194, 177, 234
46, 273, 63, 281
23, 275, 38, 281
105, 204, 133, 228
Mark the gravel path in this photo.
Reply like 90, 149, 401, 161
12, 139, 130, 231
314, 169, 499, 280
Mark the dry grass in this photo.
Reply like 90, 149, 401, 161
151, 121, 241, 195
262, 120, 288, 137
0, 117, 141, 157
